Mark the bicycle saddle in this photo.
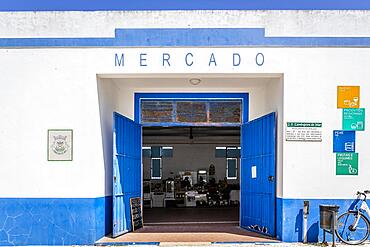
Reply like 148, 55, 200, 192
364, 190, 370, 194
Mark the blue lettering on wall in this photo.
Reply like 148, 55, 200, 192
256, 52, 264, 66
115, 53, 124, 66
209, 53, 217, 66
185, 53, 193, 66
233, 53, 241, 66
163, 53, 170, 66
113, 51, 265, 68
140, 53, 147, 66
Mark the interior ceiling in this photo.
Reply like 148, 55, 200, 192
143, 126, 240, 137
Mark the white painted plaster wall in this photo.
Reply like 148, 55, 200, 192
0, 11, 370, 38
0, 45, 369, 200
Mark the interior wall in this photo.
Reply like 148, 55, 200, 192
142, 144, 240, 184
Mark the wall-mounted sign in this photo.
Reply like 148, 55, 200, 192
251, 166, 257, 179
285, 122, 322, 142
343, 108, 365, 131
47, 129, 73, 161
337, 86, 360, 108
336, 153, 358, 175
114, 51, 265, 69
333, 130, 355, 153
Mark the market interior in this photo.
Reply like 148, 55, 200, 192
142, 126, 241, 225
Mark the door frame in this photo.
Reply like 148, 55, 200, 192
131, 92, 276, 237
134, 92, 248, 224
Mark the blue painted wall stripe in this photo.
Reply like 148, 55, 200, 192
0, 196, 112, 246
277, 197, 363, 242
0, 196, 363, 244
2, 28, 370, 47
2, 0, 370, 11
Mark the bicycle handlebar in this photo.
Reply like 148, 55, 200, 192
357, 190, 370, 194
357, 191, 370, 200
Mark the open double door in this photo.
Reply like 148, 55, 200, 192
112, 112, 276, 237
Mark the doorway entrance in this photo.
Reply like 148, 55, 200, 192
142, 126, 241, 227
110, 92, 277, 242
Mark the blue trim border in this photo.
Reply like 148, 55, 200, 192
134, 92, 249, 127
2, 28, 370, 47
2, 0, 370, 11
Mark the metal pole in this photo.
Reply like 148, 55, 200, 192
303, 200, 309, 243
331, 210, 336, 247
303, 214, 308, 243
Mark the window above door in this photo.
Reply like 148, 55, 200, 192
141, 99, 242, 126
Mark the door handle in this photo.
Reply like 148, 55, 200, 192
268, 176, 274, 182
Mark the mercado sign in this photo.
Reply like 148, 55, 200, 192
286, 122, 322, 142
336, 153, 358, 175
113, 50, 265, 68
343, 108, 365, 131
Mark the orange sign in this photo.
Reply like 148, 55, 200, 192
337, 86, 360, 108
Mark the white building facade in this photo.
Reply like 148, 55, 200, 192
0, 2, 370, 245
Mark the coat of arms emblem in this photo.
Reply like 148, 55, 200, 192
51, 135, 69, 155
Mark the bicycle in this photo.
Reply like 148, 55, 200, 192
336, 190, 370, 245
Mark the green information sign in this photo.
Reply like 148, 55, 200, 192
343, 108, 365, 131
287, 122, 322, 128
336, 153, 358, 175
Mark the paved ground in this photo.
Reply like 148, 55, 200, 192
96, 208, 370, 246
94, 242, 370, 246
97, 223, 273, 243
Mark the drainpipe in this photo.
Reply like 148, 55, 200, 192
303, 200, 310, 243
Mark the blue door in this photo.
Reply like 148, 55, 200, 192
240, 112, 276, 236
113, 112, 142, 237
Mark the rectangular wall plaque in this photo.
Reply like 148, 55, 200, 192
333, 130, 355, 153
343, 108, 365, 131
286, 122, 322, 141
337, 86, 360, 108
336, 153, 358, 175
47, 129, 73, 161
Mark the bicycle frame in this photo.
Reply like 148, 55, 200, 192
360, 200, 370, 217
351, 196, 370, 229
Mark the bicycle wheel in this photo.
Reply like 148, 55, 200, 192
336, 211, 370, 245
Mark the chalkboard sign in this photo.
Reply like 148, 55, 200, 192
130, 197, 143, 231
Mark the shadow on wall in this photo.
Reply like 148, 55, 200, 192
295, 209, 319, 242
308, 222, 319, 242
295, 209, 303, 241
96, 78, 115, 237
